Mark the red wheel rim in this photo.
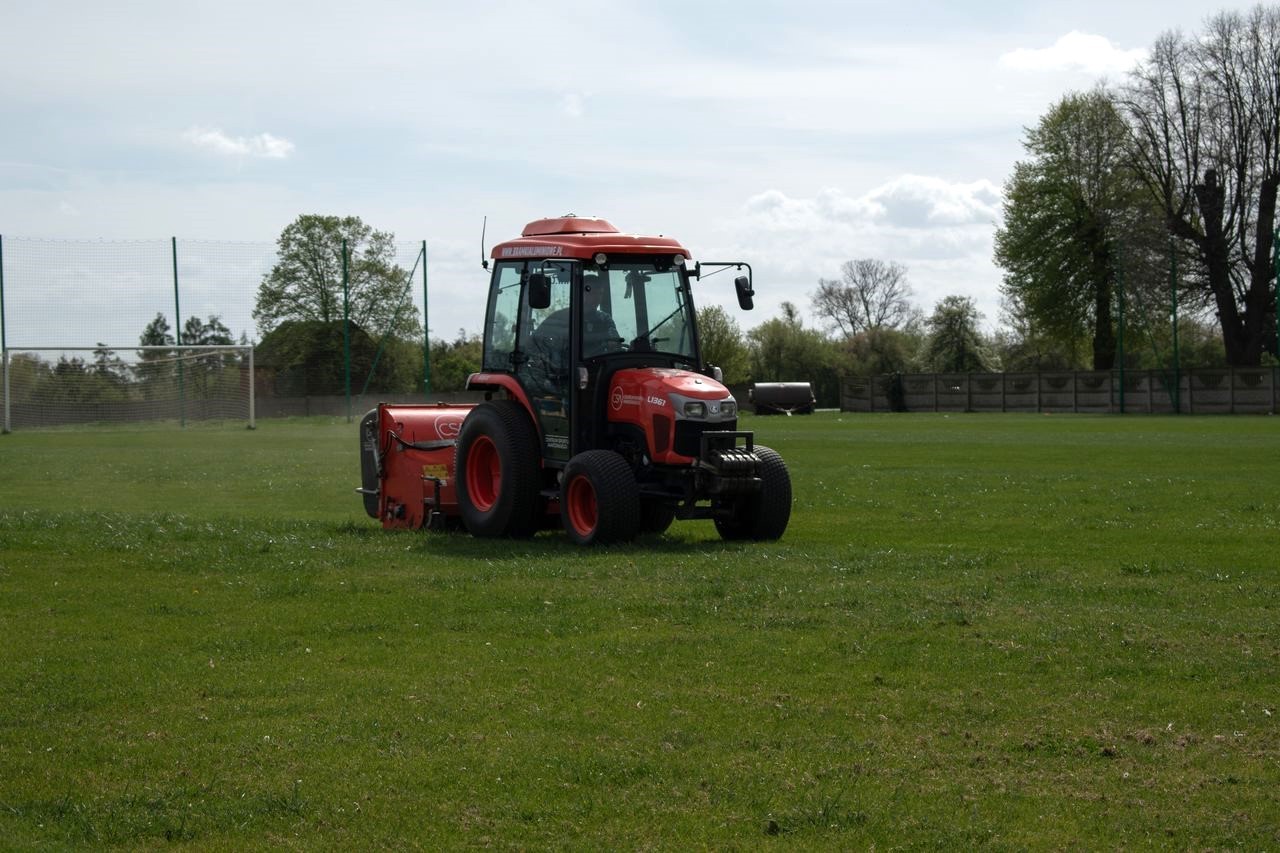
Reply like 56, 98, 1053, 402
466, 435, 501, 512
565, 475, 597, 537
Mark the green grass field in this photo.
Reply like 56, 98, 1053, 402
1, 413, 1277, 848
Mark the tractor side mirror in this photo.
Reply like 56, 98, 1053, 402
734, 274, 754, 311
528, 272, 552, 309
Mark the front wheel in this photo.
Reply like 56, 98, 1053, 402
561, 451, 641, 546
638, 500, 676, 536
714, 445, 791, 541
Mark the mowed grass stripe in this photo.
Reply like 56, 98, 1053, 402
0, 413, 1276, 847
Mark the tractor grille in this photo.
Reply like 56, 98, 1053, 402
674, 418, 738, 458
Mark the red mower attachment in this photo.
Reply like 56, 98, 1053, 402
359, 402, 476, 531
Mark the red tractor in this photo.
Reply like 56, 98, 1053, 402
358, 215, 791, 544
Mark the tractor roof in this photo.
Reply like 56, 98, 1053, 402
491, 216, 691, 262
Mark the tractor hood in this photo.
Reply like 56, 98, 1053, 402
607, 368, 738, 464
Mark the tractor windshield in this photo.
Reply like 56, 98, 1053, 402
596, 262, 696, 362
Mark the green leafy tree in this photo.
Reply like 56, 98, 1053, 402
41, 356, 129, 404
92, 344, 131, 387
994, 89, 1160, 369
179, 315, 236, 397
920, 296, 1000, 373
254, 215, 421, 340
428, 330, 484, 393
993, 297, 1083, 372
255, 320, 417, 396
696, 304, 750, 385
136, 312, 175, 397
181, 315, 233, 347
839, 327, 921, 377
6, 353, 52, 406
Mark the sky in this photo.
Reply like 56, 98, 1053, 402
0, 0, 1245, 347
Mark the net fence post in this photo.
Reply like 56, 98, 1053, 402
1117, 256, 1126, 415
422, 240, 431, 397
2, 349, 9, 435
342, 239, 351, 423
249, 344, 256, 429
1, 233, 8, 434
1273, 228, 1279, 367
1169, 236, 1181, 414
172, 237, 185, 428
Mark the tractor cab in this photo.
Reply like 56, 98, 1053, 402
470, 216, 754, 468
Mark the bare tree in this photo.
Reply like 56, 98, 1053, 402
811, 259, 917, 338
1119, 9, 1280, 365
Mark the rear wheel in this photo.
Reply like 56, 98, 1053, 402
714, 445, 791, 541
561, 451, 641, 545
456, 401, 542, 537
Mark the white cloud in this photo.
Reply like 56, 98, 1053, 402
743, 176, 1000, 233
999, 31, 1147, 75
868, 175, 1001, 227
720, 177, 1006, 329
182, 127, 295, 159
560, 93, 586, 119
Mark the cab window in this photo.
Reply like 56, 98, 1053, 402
482, 262, 524, 371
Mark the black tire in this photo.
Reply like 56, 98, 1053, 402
714, 445, 791, 541
561, 451, 642, 546
456, 400, 542, 537
639, 500, 676, 536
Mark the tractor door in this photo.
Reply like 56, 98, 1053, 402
481, 260, 573, 462
516, 261, 575, 462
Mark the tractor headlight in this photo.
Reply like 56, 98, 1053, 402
720, 399, 737, 418
683, 401, 707, 419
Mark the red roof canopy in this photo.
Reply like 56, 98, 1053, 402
491, 216, 691, 262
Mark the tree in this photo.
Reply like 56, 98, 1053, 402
255, 320, 417, 396
254, 215, 421, 341
136, 312, 176, 396
920, 296, 1000, 372
5, 353, 52, 406
179, 315, 236, 397
994, 89, 1157, 369
429, 330, 483, 393
1119, 9, 1280, 365
811, 259, 918, 338
696, 304, 750, 384
181, 315, 233, 347
92, 344, 130, 386
993, 297, 1083, 372
42, 355, 129, 404
839, 327, 920, 377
